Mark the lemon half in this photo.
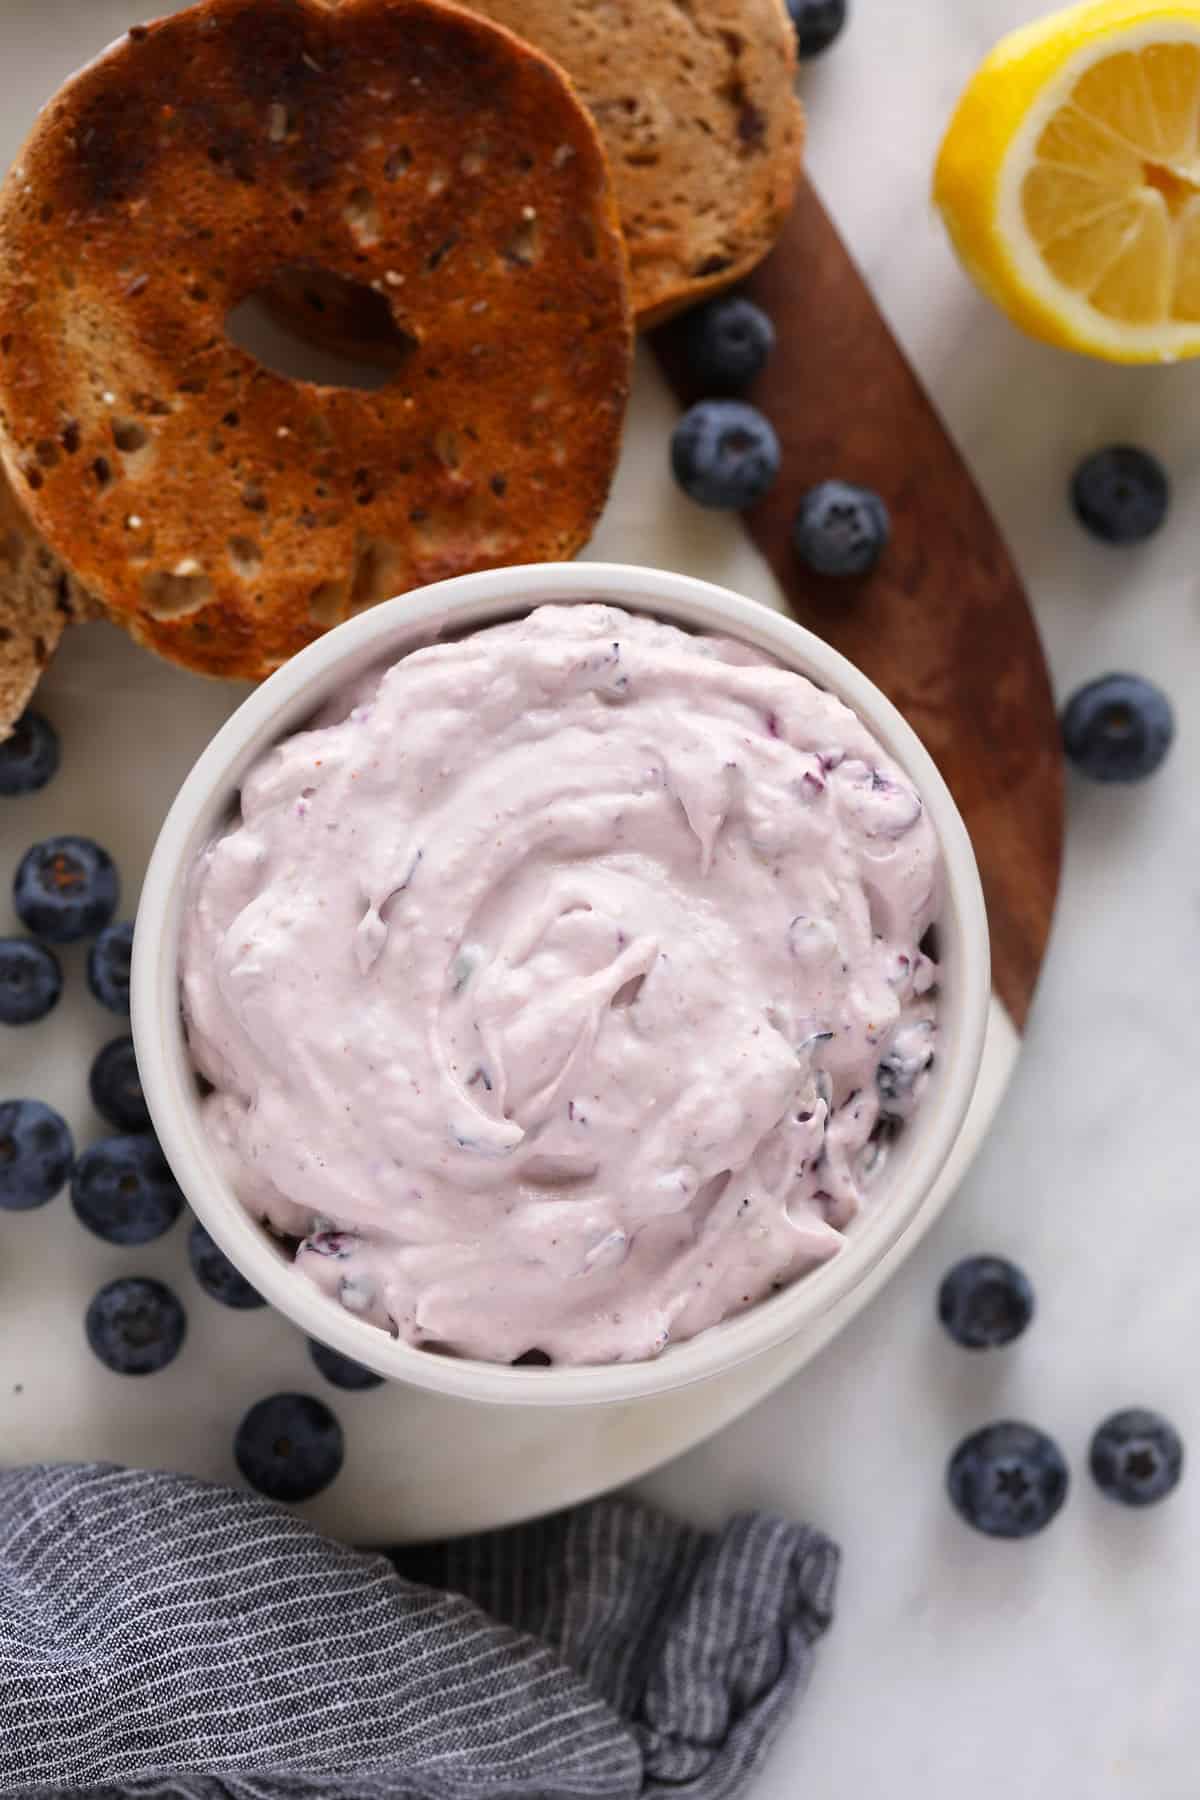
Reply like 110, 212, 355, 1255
935, 0, 1200, 362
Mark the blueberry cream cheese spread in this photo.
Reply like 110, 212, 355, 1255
181, 604, 943, 1366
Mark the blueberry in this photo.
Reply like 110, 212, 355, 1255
0, 711, 59, 796
0, 1099, 73, 1210
670, 401, 780, 509
793, 479, 889, 576
87, 919, 133, 1015
308, 1337, 384, 1391
189, 1217, 265, 1310
681, 295, 775, 392
1090, 1408, 1184, 1507
1061, 673, 1173, 783
787, 0, 847, 58
947, 1421, 1069, 1539
0, 938, 62, 1025
86, 1276, 186, 1376
71, 1134, 183, 1244
234, 1392, 345, 1502
938, 1256, 1034, 1350
1071, 445, 1168, 545
88, 1037, 150, 1132
13, 836, 118, 943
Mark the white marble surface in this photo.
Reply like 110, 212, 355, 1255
0, 1, 1197, 1793
637, 4, 1200, 1797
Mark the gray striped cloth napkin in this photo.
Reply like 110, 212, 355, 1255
0, 1464, 837, 1799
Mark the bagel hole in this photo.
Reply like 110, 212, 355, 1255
142, 565, 213, 619
225, 268, 417, 390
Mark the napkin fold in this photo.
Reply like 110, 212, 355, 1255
0, 1464, 837, 1799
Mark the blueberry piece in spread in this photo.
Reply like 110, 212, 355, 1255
87, 919, 134, 1014
71, 1134, 183, 1244
681, 295, 775, 392
86, 1276, 186, 1376
0, 938, 62, 1025
299, 1230, 359, 1259
793, 480, 889, 576
189, 1217, 265, 1310
1071, 446, 1168, 545
234, 1392, 345, 1502
88, 1036, 150, 1133
308, 1337, 384, 1391
0, 710, 60, 796
787, 0, 847, 58
947, 1422, 1069, 1538
13, 836, 119, 943
670, 401, 780, 509
1090, 1408, 1184, 1507
938, 1256, 1034, 1350
1061, 674, 1173, 783
876, 1021, 934, 1100
0, 1099, 73, 1210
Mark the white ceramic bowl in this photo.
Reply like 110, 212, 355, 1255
133, 563, 990, 1407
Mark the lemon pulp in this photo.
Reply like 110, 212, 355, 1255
1023, 39, 1200, 324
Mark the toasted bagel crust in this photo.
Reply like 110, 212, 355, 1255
0, 0, 632, 680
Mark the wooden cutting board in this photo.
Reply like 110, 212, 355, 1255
653, 179, 1063, 1030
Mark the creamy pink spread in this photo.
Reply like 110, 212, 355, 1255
181, 603, 943, 1365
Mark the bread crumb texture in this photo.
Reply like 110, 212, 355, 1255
463, 0, 805, 323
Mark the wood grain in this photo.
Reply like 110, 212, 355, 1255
652, 179, 1063, 1030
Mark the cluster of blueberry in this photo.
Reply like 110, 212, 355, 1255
667, 0, 1174, 800
939, 1256, 1183, 1537
668, 306, 1175, 785
0, 715, 375, 1504
669, 326, 1175, 784
1061, 446, 1175, 783
668, 295, 892, 578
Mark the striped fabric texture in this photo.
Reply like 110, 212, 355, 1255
0, 1465, 837, 1800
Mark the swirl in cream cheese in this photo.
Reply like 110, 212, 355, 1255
181, 603, 942, 1365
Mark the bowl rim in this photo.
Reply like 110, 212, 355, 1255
133, 561, 991, 1407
